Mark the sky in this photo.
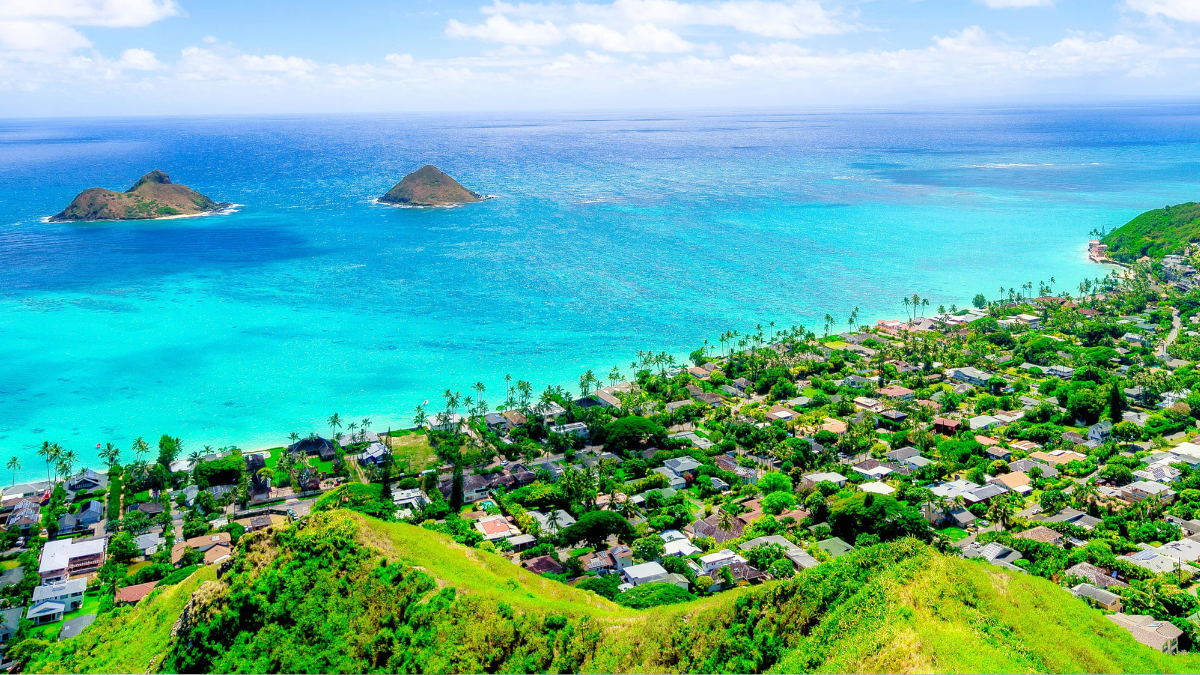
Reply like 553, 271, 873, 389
0, 0, 1199, 115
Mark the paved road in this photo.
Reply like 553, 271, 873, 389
1159, 308, 1182, 359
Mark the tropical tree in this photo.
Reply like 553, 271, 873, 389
100, 442, 121, 468
6, 456, 20, 486
328, 413, 342, 438
132, 436, 150, 464
37, 441, 54, 484
288, 431, 300, 447
717, 507, 735, 535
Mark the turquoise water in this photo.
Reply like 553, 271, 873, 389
1, 107, 1199, 479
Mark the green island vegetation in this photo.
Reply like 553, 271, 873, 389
10, 511, 1200, 674
1102, 202, 1200, 262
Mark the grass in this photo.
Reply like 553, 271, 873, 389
386, 431, 437, 473
0, 559, 20, 570
25, 566, 217, 674
253, 448, 335, 475
355, 515, 625, 618
28, 591, 105, 640
937, 527, 970, 542
569, 546, 595, 557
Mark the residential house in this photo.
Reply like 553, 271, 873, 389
878, 409, 908, 429
687, 511, 746, 544
622, 561, 672, 586
879, 385, 914, 400
699, 549, 746, 574
66, 469, 105, 493
1119, 549, 1199, 575
949, 367, 992, 387
550, 422, 589, 438
715, 455, 756, 484
1012, 526, 1063, 546
59, 614, 96, 640
1031, 450, 1088, 466
732, 377, 753, 392
1123, 481, 1177, 504
0, 607, 22, 644
359, 442, 390, 466
803, 471, 847, 488
1046, 364, 1075, 378
1072, 583, 1123, 611
26, 578, 86, 624
663, 456, 703, 476
991, 472, 1032, 494
6, 499, 39, 532
933, 417, 961, 436
57, 500, 104, 534
1009, 458, 1059, 478
288, 435, 337, 462
115, 580, 159, 605
1108, 614, 1184, 654
886, 446, 922, 463
501, 410, 528, 429
246, 515, 274, 532
39, 537, 107, 582
1089, 421, 1113, 443
474, 514, 522, 541
1064, 561, 1127, 589
963, 542, 1024, 571
170, 532, 233, 565
817, 537, 854, 558
393, 488, 431, 519
134, 532, 162, 557
968, 415, 1003, 431
529, 509, 576, 535
523, 555, 563, 575
860, 481, 896, 495
903, 455, 935, 472
738, 535, 820, 570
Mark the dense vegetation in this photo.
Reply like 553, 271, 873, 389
1103, 202, 1200, 262
20, 511, 1200, 674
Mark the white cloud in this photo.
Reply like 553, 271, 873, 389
446, 14, 565, 45
481, 0, 855, 39
177, 47, 320, 81
1126, 0, 1200, 22
117, 47, 163, 69
979, 0, 1056, 8
567, 22, 693, 51
0, 21, 91, 57
0, 0, 179, 27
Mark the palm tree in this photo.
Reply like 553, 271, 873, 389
37, 441, 53, 484
132, 437, 149, 464
6, 456, 20, 486
100, 442, 121, 468
188, 450, 203, 473
327, 413, 342, 438
288, 431, 300, 447
47, 443, 63, 482
987, 498, 1013, 531
546, 509, 563, 535
717, 507, 735, 536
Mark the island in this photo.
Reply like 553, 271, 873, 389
378, 165, 482, 206
49, 170, 230, 222
1100, 201, 1200, 262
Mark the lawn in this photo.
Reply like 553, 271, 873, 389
252, 447, 335, 475
937, 527, 970, 542
1, 559, 20, 570
29, 591, 104, 640
387, 431, 437, 473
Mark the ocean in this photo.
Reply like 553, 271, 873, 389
1, 105, 1198, 479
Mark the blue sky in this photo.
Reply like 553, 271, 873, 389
1, 0, 1198, 115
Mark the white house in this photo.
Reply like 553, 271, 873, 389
699, 549, 746, 574
622, 561, 671, 586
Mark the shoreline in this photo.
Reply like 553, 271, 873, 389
40, 203, 242, 224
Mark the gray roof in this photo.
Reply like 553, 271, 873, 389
1072, 583, 1119, 606
818, 537, 854, 558
32, 578, 87, 602
0, 607, 22, 633
59, 613, 96, 640
886, 446, 922, 462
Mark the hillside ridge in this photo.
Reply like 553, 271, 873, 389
1101, 202, 1200, 262
18, 510, 1200, 674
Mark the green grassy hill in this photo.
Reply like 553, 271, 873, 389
1102, 202, 1200, 262
19, 511, 1200, 673
21, 565, 217, 673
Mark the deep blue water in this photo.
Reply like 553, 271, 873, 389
1, 106, 1199, 479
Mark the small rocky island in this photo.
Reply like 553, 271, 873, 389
379, 165, 482, 207
50, 170, 230, 222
